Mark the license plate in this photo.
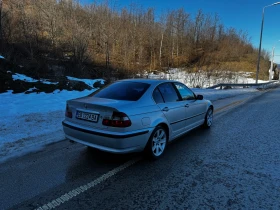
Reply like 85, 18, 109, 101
76, 111, 99, 122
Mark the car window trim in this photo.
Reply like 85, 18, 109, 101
171, 82, 183, 101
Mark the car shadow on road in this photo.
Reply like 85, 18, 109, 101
64, 144, 141, 181
85, 146, 140, 164
65, 126, 213, 181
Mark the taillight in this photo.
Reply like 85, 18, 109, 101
65, 104, 72, 118
102, 111, 131, 127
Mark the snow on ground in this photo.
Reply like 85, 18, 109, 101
0, 89, 96, 163
12, 73, 38, 82
246, 78, 268, 83
147, 68, 271, 88
67, 76, 104, 87
192, 88, 258, 101
12, 73, 59, 84
11, 73, 106, 85
0, 89, 93, 117
0, 75, 104, 163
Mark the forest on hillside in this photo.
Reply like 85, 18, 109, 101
0, 0, 271, 80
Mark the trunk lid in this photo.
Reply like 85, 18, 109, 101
66, 96, 134, 130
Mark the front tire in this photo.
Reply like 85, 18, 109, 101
203, 108, 213, 128
145, 125, 167, 160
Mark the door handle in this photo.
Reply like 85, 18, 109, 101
185, 104, 189, 108
162, 107, 169, 112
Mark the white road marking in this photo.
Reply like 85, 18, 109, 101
35, 157, 141, 210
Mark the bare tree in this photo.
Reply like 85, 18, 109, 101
1, 0, 270, 80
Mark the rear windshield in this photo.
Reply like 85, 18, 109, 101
94, 81, 150, 101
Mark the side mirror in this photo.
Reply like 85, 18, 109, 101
196, 94, 203, 100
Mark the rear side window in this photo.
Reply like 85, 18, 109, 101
94, 81, 150, 101
157, 83, 180, 102
153, 88, 164, 104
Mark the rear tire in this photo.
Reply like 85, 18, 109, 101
145, 125, 168, 160
203, 108, 213, 128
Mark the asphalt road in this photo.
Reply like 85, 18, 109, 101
2, 88, 280, 210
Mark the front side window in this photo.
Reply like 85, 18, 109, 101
157, 83, 180, 103
174, 83, 196, 100
94, 81, 150, 101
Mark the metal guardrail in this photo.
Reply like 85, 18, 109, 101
207, 81, 279, 89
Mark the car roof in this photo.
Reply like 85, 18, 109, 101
117, 79, 179, 85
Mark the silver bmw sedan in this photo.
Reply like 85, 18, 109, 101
62, 79, 213, 159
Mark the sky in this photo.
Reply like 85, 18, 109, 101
79, 0, 280, 64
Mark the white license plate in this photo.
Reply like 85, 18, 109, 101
76, 111, 99, 122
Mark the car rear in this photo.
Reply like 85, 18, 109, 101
62, 80, 156, 153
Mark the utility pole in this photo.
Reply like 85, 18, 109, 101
269, 47, 275, 81
256, 2, 280, 84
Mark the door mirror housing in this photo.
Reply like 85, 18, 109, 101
196, 94, 203, 100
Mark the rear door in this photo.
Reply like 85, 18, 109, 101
154, 83, 187, 137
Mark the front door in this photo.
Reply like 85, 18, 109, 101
155, 83, 187, 138
173, 82, 207, 129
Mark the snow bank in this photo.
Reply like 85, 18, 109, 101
12, 73, 38, 82
193, 88, 258, 101
12, 73, 59, 85
67, 76, 105, 87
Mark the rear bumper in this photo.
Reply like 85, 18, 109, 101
62, 121, 152, 154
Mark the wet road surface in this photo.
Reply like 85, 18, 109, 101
2, 88, 280, 209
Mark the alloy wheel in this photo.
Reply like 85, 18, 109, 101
207, 109, 213, 127
151, 128, 167, 157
